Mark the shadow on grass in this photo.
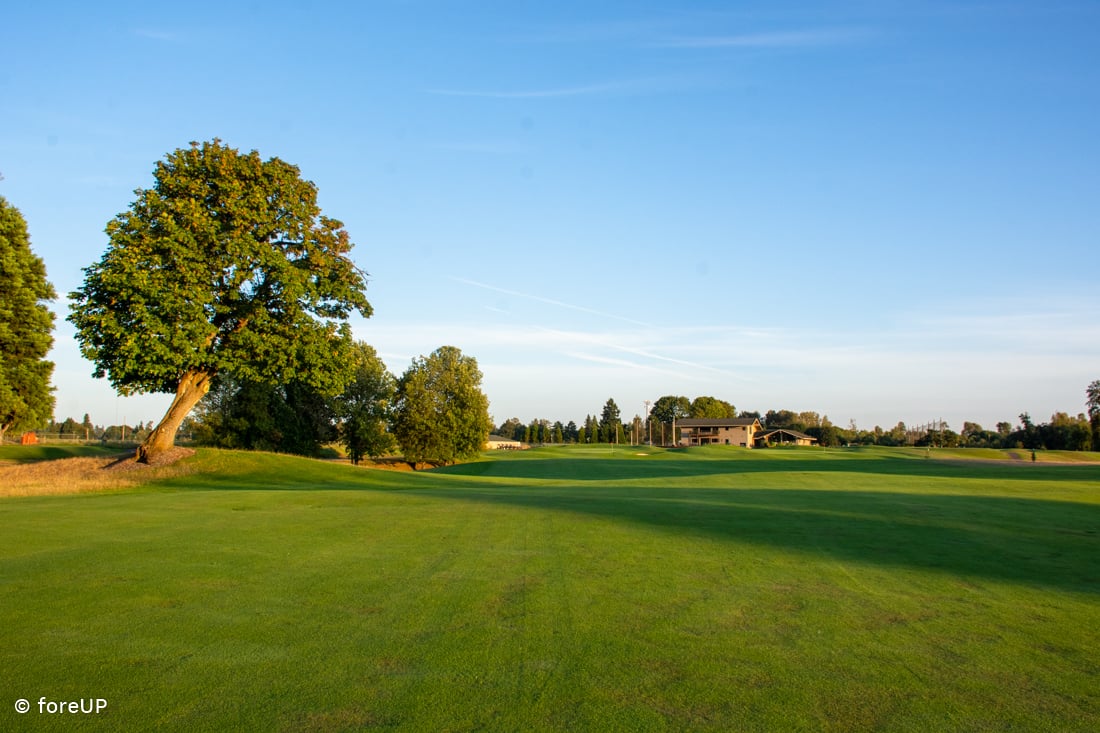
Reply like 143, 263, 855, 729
409, 483, 1100, 595
436, 452, 1100, 483
0, 444, 123, 464
157, 449, 1099, 594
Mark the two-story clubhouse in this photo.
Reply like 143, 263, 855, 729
677, 418, 763, 447
677, 418, 818, 448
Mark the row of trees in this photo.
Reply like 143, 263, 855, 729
497, 387, 1100, 452
188, 343, 490, 466
497, 395, 845, 448
496, 395, 741, 446
49, 343, 490, 467
40, 414, 154, 442
761, 404, 1100, 451
934, 412, 1096, 451
52, 389, 1100, 458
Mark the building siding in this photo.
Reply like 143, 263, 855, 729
678, 419, 762, 448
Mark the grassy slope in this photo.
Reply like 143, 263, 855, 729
0, 443, 124, 464
884, 445, 1100, 463
1, 446, 1097, 732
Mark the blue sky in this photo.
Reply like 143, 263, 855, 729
3, 1, 1098, 432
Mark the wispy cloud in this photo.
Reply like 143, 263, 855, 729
900, 299, 1100, 354
564, 351, 687, 378
451, 277, 653, 327
360, 289, 1100, 426
505, 17, 679, 45
540, 327, 740, 379
657, 27, 872, 49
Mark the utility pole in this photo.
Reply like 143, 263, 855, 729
644, 400, 651, 446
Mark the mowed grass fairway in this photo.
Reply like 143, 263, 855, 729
2, 446, 1098, 732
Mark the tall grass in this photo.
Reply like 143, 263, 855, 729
0, 446, 196, 497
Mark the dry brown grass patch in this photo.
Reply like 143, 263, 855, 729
0, 448, 196, 498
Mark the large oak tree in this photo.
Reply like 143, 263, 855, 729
0, 196, 56, 442
69, 140, 371, 462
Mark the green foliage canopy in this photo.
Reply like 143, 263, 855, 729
0, 196, 56, 441
650, 395, 690, 425
67, 140, 371, 460
192, 377, 337, 456
336, 342, 396, 464
599, 398, 621, 443
689, 395, 736, 419
1089, 379, 1100, 449
392, 346, 490, 466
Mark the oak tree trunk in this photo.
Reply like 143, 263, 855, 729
136, 369, 213, 464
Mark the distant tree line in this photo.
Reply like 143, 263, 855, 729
39, 380, 1100, 459
494, 383, 1100, 452
36, 414, 155, 443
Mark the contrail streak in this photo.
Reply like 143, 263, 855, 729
451, 277, 654, 327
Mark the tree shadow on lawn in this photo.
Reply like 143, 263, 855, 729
437, 453, 1100, 484
409, 482, 1100, 595
159, 450, 1099, 593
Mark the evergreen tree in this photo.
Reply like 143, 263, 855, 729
0, 196, 56, 442
584, 414, 599, 443
1088, 379, 1100, 450
599, 398, 621, 444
